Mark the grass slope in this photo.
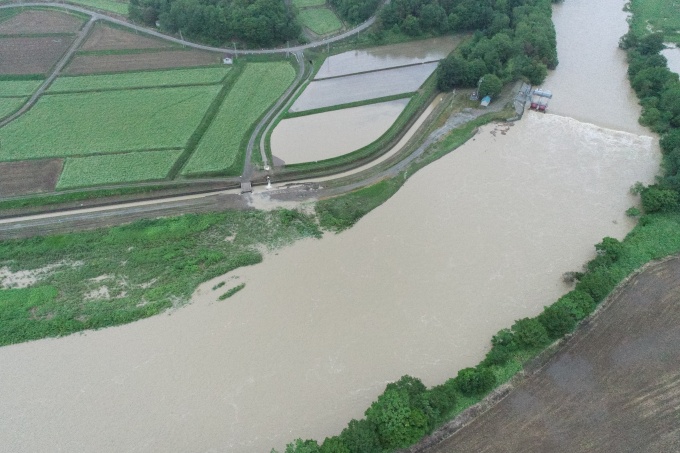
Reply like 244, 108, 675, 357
182, 62, 296, 176
0, 85, 220, 160
57, 149, 183, 188
0, 209, 321, 346
298, 7, 343, 35
48, 67, 229, 92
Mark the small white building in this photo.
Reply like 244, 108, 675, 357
223, 56, 233, 65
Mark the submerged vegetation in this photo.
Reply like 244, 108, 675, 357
0, 210, 321, 346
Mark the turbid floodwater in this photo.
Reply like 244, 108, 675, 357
271, 98, 409, 164
662, 45, 680, 75
0, 0, 661, 452
315, 36, 459, 79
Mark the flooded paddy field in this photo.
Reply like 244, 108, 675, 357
315, 37, 459, 79
289, 62, 437, 112
271, 98, 409, 164
430, 255, 680, 453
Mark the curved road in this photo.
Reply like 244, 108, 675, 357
0, 2, 383, 54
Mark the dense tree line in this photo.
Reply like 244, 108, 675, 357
435, 0, 559, 91
620, 31, 680, 215
330, 0, 381, 24
129, 0, 300, 47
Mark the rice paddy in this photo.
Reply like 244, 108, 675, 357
48, 67, 229, 92
0, 86, 220, 161
57, 150, 183, 188
182, 62, 296, 176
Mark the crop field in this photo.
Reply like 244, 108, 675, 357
80, 24, 174, 51
0, 36, 74, 75
631, 0, 680, 41
64, 0, 129, 15
0, 97, 27, 119
0, 86, 220, 161
57, 150, 183, 188
298, 7, 342, 35
0, 96, 27, 118
0, 80, 42, 97
290, 62, 438, 112
0, 159, 63, 197
182, 62, 296, 176
65, 50, 221, 74
0, 9, 84, 34
430, 255, 680, 453
292, 0, 326, 7
49, 67, 229, 92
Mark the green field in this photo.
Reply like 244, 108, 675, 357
0, 97, 26, 119
293, 0, 326, 7
182, 62, 296, 175
630, 0, 680, 41
0, 85, 220, 161
63, 0, 129, 15
57, 149, 183, 188
298, 7, 343, 35
49, 67, 229, 93
0, 80, 42, 97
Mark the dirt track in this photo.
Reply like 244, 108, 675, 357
425, 256, 680, 453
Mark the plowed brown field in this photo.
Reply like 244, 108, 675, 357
429, 256, 680, 453
65, 49, 221, 74
80, 24, 173, 51
0, 159, 63, 197
0, 10, 83, 34
0, 36, 74, 74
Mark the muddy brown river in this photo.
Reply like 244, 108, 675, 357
0, 0, 661, 451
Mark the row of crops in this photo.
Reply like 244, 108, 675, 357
0, 62, 296, 189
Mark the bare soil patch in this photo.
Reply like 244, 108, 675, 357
80, 24, 173, 51
0, 9, 84, 35
427, 256, 680, 453
0, 36, 74, 75
65, 49, 221, 74
0, 159, 63, 197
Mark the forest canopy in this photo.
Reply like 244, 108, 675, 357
129, 0, 300, 47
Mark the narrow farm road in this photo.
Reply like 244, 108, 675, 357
0, 15, 95, 127
243, 51, 311, 181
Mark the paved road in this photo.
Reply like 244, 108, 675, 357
0, 2, 384, 54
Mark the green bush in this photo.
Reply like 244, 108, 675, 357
339, 419, 381, 453
320, 437, 350, 453
537, 303, 577, 339
455, 367, 497, 396
553, 290, 596, 321
511, 318, 550, 349
364, 389, 429, 450
641, 186, 679, 213
424, 380, 457, 419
